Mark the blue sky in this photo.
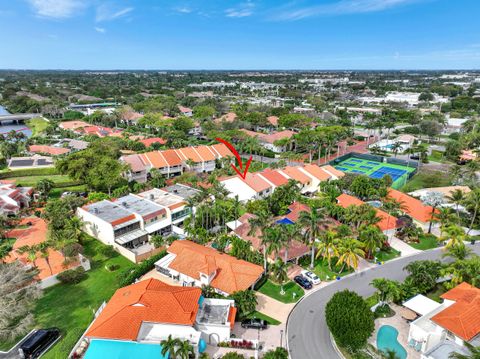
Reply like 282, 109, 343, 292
0, 0, 479, 70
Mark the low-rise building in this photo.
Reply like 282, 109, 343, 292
407, 282, 480, 357
155, 240, 263, 296
0, 181, 33, 215
28, 145, 70, 156
138, 188, 192, 226
387, 188, 436, 228
240, 129, 296, 153
83, 278, 236, 357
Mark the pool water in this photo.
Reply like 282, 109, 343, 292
84, 340, 169, 359
376, 325, 407, 359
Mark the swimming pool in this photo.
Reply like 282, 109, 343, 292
84, 340, 169, 359
376, 325, 407, 359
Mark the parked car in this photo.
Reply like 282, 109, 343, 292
19, 328, 60, 358
409, 155, 420, 160
241, 318, 268, 330
294, 275, 313, 290
301, 270, 321, 285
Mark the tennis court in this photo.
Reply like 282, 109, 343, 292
334, 156, 415, 189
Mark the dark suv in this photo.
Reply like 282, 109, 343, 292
241, 318, 268, 330
294, 275, 313, 290
19, 328, 60, 358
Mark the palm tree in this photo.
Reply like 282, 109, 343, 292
336, 238, 365, 273
390, 142, 402, 157
435, 207, 457, 236
16, 244, 39, 268
248, 211, 273, 271
278, 223, 301, 263
358, 225, 386, 260
161, 335, 180, 358
442, 243, 472, 260
371, 278, 402, 306
175, 339, 195, 359
298, 206, 327, 269
35, 178, 54, 200
441, 224, 467, 250
449, 342, 480, 359
464, 189, 480, 234
270, 259, 290, 295
450, 164, 463, 184
37, 241, 53, 275
316, 230, 339, 270
422, 191, 444, 234
447, 189, 466, 218
382, 349, 401, 359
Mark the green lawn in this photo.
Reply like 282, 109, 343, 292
373, 247, 401, 263
300, 257, 352, 281
32, 236, 134, 359
401, 168, 452, 192
246, 311, 281, 325
257, 279, 304, 304
26, 117, 50, 137
12, 174, 73, 187
410, 234, 439, 250
426, 284, 445, 303
48, 185, 87, 199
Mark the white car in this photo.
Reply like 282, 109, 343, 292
301, 270, 321, 285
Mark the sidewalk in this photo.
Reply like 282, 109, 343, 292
255, 292, 295, 323
389, 236, 421, 256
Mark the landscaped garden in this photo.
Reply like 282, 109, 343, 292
24, 236, 134, 358
257, 279, 304, 304
409, 233, 438, 250
373, 247, 401, 263
299, 256, 353, 281
246, 311, 281, 325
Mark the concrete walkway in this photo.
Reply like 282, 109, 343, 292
389, 236, 421, 256
255, 292, 295, 323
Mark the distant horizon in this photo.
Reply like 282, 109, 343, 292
1, 68, 479, 72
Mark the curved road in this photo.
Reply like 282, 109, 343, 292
287, 244, 480, 359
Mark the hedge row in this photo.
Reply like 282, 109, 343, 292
0, 167, 58, 179
118, 250, 167, 287
52, 181, 83, 188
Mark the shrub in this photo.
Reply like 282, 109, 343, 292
118, 251, 167, 287
105, 264, 119, 272
99, 245, 117, 258
325, 290, 374, 353
0, 167, 58, 179
57, 267, 87, 284
263, 348, 288, 359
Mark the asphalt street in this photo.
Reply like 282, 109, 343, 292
287, 244, 480, 359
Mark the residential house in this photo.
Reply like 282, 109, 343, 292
83, 278, 236, 357
58, 120, 90, 131
138, 188, 192, 226
120, 110, 144, 126
155, 240, 263, 296
162, 183, 201, 201
387, 188, 436, 228
240, 129, 296, 153
407, 282, 480, 358
139, 137, 166, 148
28, 145, 70, 156
0, 181, 33, 215
336, 193, 398, 233
120, 144, 233, 183
178, 105, 193, 117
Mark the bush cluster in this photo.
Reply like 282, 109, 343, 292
117, 251, 167, 287
57, 267, 87, 284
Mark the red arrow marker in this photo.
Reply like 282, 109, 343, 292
216, 137, 252, 180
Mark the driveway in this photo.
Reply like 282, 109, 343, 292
287, 244, 480, 359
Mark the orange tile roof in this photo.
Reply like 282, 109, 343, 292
336, 194, 397, 231
122, 154, 147, 172
322, 165, 345, 178
242, 173, 272, 193
281, 166, 311, 184
29, 145, 70, 156
431, 282, 480, 341
144, 151, 168, 169
176, 147, 203, 163
261, 130, 296, 144
387, 188, 436, 223
140, 138, 166, 147
86, 279, 201, 340
168, 240, 263, 295
259, 169, 289, 187
267, 116, 278, 126
211, 143, 233, 158
59, 120, 90, 130
195, 145, 216, 161
4, 217, 77, 280
302, 164, 332, 181
161, 149, 183, 166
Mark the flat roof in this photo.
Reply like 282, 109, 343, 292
162, 184, 200, 200
403, 294, 442, 316
138, 189, 185, 209
83, 200, 137, 226
115, 194, 166, 219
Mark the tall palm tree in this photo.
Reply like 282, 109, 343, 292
390, 142, 402, 157
465, 189, 480, 234
447, 189, 466, 218
371, 278, 402, 306
278, 223, 301, 263
160, 335, 180, 358
298, 206, 328, 269
16, 244, 39, 268
270, 259, 290, 295
336, 238, 365, 273
174, 340, 194, 359
316, 230, 339, 270
358, 225, 385, 260
441, 224, 467, 250
37, 241, 53, 275
248, 211, 273, 271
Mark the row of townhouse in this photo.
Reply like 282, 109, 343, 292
220, 164, 345, 202
120, 143, 233, 183
76, 185, 200, 263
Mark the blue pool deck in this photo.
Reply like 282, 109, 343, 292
84, 339, 169, 359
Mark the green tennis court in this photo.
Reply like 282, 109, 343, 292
334, 156, 415, 189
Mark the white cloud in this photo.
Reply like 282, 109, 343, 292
96, 4, 133, 22
174, 6, 192, 14
27, 0, 86, 19
225, 1, 255, 18
272, 0, 426, 21
95, 26, 106, 33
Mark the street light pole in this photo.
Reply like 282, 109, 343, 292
280, 329, 284, 348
